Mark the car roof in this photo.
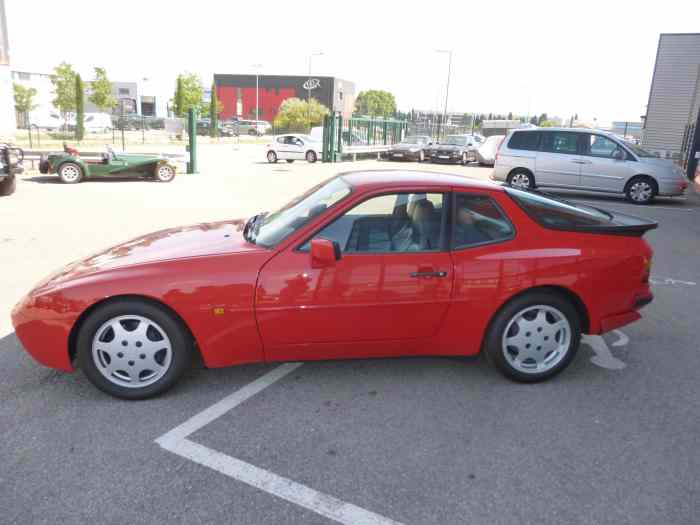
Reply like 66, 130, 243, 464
338, 170, 505, 192
512, 127, 615, 137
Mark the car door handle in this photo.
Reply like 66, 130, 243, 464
410, 271, 448, 278
571, 159, 592, 164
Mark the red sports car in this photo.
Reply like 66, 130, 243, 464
12, 171, 656, 399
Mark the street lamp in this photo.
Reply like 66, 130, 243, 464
251, 64, 262, 121
436, 49, 452, 140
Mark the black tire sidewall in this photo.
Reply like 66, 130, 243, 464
507, 169, 534, 189
267, 151, 277, 163
0, 175, 16, 196
58, 162, 83, 184
484, 292, 581, 382
76, 300, 192, 400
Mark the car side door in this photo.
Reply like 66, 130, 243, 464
578, 133, 633, 192
536, 131, 583, 188
255, 190, 454, 362
289, 136, 306, 159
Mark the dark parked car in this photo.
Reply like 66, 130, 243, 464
387, 135, 433, 162
196, 119, 235, 137
430, 134, 480, 165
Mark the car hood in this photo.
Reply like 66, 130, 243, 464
435, 144, 462, 151
34, 219, 264, 290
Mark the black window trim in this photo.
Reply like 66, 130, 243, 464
450, 191, 517, 251
295, 189, 451, 255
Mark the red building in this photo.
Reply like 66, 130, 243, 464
214, 74, 355, 122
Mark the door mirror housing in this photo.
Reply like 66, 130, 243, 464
310, 238, 341, 268
612, 148, 626, 161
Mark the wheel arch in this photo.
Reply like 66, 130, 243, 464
624, 174, 658, 193
482, 285, 591, 352
507, 166, 535, 182
68, 294, 200, 364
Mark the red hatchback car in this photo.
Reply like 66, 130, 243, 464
12, 171, 656, 399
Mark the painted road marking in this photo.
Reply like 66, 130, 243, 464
156, 363, 403, 525
582, 329, 629, 370
650, 276, 697, 286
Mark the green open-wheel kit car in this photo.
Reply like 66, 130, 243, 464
39, 145, 177, 184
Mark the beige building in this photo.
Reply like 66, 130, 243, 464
642, 33, 700, 160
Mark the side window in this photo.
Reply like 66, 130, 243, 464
276, 136, 286, 144
508, 131, 540, 151
542, 132, 578, 154
585, 134, 622, 158
302, 193, 445, 253
453, 194, 514, 249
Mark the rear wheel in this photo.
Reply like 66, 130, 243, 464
267, 150, 278, 163
484, 292, 581, 382
306, 150, 317, 163
76, 299, 192, 400
154, 164, 175, 182
58, 162, 83, 184
625, 176, 656, 204
0, 175, 16, 196
507, 169, 534, 189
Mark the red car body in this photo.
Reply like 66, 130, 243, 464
12, 171, 653, 373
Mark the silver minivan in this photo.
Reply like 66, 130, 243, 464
492, 128, 688, 204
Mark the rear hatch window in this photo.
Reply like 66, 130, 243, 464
505, 187, 657, 236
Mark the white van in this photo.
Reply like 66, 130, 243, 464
65, 112, 112, 133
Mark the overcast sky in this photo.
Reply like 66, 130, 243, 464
6, 0, 700, 122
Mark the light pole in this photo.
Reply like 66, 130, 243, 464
436, 49, 452, 140
252, 64, 262, 122
307, 51, 323, 130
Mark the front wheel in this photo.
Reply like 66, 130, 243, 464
58, 162, 83, 184
267, 150, 278, 163
76, 299, 193, 399
0, 175, 16, 196
306, 150, 317, 163
154, 164, 175, 182
484, 292, 581, 382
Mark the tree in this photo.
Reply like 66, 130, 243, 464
88, 67, 117, 113
274, 97, 329, 131
172, 73, 203, 117
50, 62, 78, 126
13, 83, 38, 127
354, 90, 397, 117
529, 116, 538, 125
507, 111, 513, 120
209, 82, 220, 138
75, 74, 85, 140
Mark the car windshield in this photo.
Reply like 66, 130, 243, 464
402, 136, 425, 144
252, 177, 352, 247
625, 142, 656, 158
444, 136, 467, 146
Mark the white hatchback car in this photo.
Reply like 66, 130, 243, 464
266, 134, 322, 163
492, 128, 688, 204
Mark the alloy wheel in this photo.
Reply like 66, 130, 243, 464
510, 172, 531, 189
501, 305, 571, 374
629, 181, 653, 203
60, 164, 80, 183
156, 165, 174, 182
91, 315, 173, 389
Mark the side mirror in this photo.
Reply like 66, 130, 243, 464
310, 238, 341, 269
612, 149, 626, 161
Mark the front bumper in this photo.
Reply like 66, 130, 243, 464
387, 151, 421, 161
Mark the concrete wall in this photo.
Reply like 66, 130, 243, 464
642, 33, 700, 158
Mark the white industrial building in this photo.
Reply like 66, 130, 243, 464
642, 33, 700, 164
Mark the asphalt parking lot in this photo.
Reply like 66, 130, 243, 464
1, 145, 699, 524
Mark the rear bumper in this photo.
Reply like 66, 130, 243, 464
599, 293, 653, 333
657, 179, 688, 196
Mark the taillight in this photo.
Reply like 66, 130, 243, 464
494, 137, 505, 163
642, 256, 651, 283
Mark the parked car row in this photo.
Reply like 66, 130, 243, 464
0, 143, 24, 197
386, 134, 485, 165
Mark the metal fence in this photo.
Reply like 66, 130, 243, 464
322, 114, 408, 162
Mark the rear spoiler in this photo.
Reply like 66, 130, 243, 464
568, 210, 658, 237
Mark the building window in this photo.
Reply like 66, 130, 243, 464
17, 72, 31, 80
118, 88, 130, 96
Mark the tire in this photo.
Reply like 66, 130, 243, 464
58, 162, 84, 184
267, 151, 278, 163
625, 176, 657, 204
0, 175, 16, 196
248, 129, 257, 136
76, 299, 193, 400
484, 291, 581, 383
461, 152, 468, 166
286, 159, 295, 163
306, 150, 317, 163
154, 164, 175, 182
507, 169, 534, 189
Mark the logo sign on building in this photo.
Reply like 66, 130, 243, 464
302, 78, 321, 90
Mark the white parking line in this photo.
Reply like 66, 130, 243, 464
650, 276, 697, 286
156, 363, 403, 525
582, 329, 629, 370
